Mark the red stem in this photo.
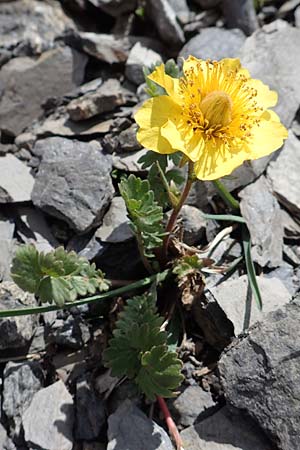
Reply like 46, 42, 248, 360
157, 396, 184, 450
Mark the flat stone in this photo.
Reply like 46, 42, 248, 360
146, 0, 185, 47
117, 123, 142, 152
0, 214, 15, 281
23, 380, 74, 450
239, 176, 283, 267
67, 31, 131, 63
179, 27, 246, 61
95, 196, 133, 243
222, 0, 258, 36
277, 0, 300, 17
31, 137, 114, 233
47, 316, 91, 350
0, 46, 87, 136
112, 149, 147, 172
0, 423, 15, 450
15, 206, 59, 253
0, 155, 34, 203
180, 406, 272, 449
239, 21, 300, 128
0, 0, 75, 61
169, 385, 217, 427
67, 79, 129, 121
179, 205, 206, 246
126, 42, 162, 85
2, 361, 44, 440
88, 0, 137, 16
295, 5, 300, 27
219, 300, 300, 450
267, 132, 300, 217
0, 282, 38, 350
75, 374, 106, 440
206, 275, 291, 336
107, 399, 173, 450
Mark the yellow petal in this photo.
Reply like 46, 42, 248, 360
161, 119, 186, 152
147, 64, 182, 104
220, 58, 242, 73
246, 114, 288, 159
134, 95, 182, 154
246, 78, 278, 109
193, 140, 251, 181
137, 127, 176, 154
134, 95, 181, 129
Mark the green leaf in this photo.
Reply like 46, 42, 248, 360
104, 291, 183, 400
11, 245, 110, 307
138, 151, 184, 208
173, 255, 203, 278
242, 226, 263, 311
119, 174, 165, 259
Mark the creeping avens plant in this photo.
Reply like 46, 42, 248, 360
5, 56, 287, 450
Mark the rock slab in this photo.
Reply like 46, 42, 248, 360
31, 137, 114, 233
180, 406, 272, 449
107, 399, 173, 450
219, 300, 300, 450
239, 175, 283, 267
0, 155, 34, 203
23, 380, 74, 450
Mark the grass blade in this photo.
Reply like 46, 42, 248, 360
242, 226, 263, 311
201, 213, 246, 223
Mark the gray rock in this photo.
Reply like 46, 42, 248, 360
239, 176, 283, 268
0, 423, 16, 450
2, 361, 44, 440
117, 124, 142, 152
267, 132, 300, 218
169, 385, 217, 428
23, 380, 74, 450
0, 0, 75, 60
75, 374, 106, 440
219, 300, 300, 450
146, 0, 185, 47
95, 196, 133, 243
107, 399, 173, 450
193, 0, 220, 8
280, 208, 300, 240
31, 137, 114, 233
47, 316, 91, 350
180, 27, 246, 61
67, 31, 131, 63
277, 0, 300, 18
125, 42, 162, 85
222, 0, 259, 36
239, 21, 300, 128
15, 206, 59, 253
183, 10, 220, 33
180, 406, 272, 449
0, 155, 34, 203
168, 0, 190, 22
88, 0, 137, 16
0, 214, 15, 281
295, 5, 300, 27
0, 47, 87, 136
265, 263, 298, 296
112, 149, 148, 172
178, 205, 206, 246
67, 79, 129, 121
206, 275, 291, 337
0, 282, 38, 350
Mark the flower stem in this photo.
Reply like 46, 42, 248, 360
157, 396, 184, 450
162, 161, 195, 261
212, 179, 240, 210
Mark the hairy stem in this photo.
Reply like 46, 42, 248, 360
162, 161, 195, 261
212, 179, 240, 210
136, 230, 154, 274
157, 396, 184, 450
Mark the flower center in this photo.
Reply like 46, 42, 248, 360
200, 91, 233, 128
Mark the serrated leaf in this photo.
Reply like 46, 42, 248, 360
119, 174, 165, 259
104, 291, 183, 399
11, 245, 110, 307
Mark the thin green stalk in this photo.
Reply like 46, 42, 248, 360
0, 272, 169, 318
162, 161, 195, 260
213, 179, 240, 210
202, 213, 245, 223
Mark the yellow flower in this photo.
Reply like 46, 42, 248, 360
134, 56, 288, 180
